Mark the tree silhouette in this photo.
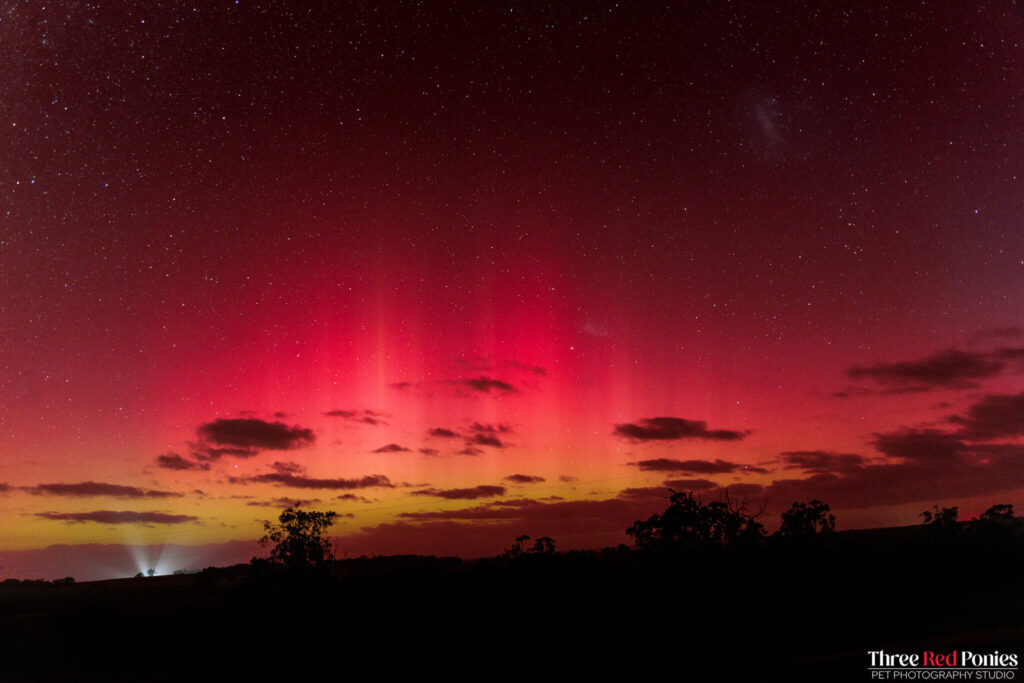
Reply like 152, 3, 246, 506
977, 503, 1016, 525
627, 490, 765, 550
503, 534, 557, 558
921, 505, 958, 530
972, 503, 1021, 542
776, 500, 835, 540
259, 505, 338, 570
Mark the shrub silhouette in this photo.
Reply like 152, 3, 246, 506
258, 505, 338, 570
776, 500, 835, 540
627, 490, 765, 550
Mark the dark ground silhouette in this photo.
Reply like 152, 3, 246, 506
3, 501, 1024, 681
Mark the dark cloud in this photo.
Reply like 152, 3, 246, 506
613, 417, 749, 442
193, 445, 260, 461
0, 483, 10, 493
780, 450, 866, 474
630, 458, 766, 474
247, 497, 320, 507
662, 478, 718, 491
398, 498, 618, 520
428, 428, 461, 438
338, 495, 676, 557
616, 486, 673, 500
504, 474, 545, 484
35, 510, 198, 524
336, 493, 372, 502
231, 473, 393, 490
197, 418, 315, 451
419, 448, 440, 456
470, 422, 512, 434
950, 392, 1024, 441
470, 433, 505, 448
270, 461, 305, 475
846, 349, 1004, 390
752, 427, 1024, 511
325, 409, 386, 426
410, 485, 506, 500
871, 429, 966, 460
372, 443, 412, 453
389, 382, 413, 391
461, 376, 516, 393
155, 453, 210, 471
456, 445, 485, 456
763, 450, 1024, 511
25, 482, 183, 499
559, 475, 578, 483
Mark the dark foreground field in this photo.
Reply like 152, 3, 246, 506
2, 526, 1023, 682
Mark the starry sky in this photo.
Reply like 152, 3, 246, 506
2, 0, 1023, 580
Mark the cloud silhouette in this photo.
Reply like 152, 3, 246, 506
846, 349, 1005, 390
419, 448, 440, 456
372, 443, 412, 453
325, 409, 386, 425
470, 422, 512, 434
156, 453, 211, 471
504, 474, 545, 484
247, 497, 321, 507
662, 478, 718, 491
197, 418, 315, 451
469, 434, 505, 448
630, 458, 766, 474
410, 485, 506, 500
456, 445, 485, 456
25, 482, 183, 499
780, 451, 866, 474
270, 461, 305, 475
870, 429, 966, 460
613, 417, 749, 442
35, 510, 198, 524
193, 446, 260, 461
616, 486, 673, 500
950, 392, 1024, 441
461, 377, 516, 393
428, 428, 461, 438
230, 473, 393, 490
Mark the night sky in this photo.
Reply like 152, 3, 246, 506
2, 0, 1023, 580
